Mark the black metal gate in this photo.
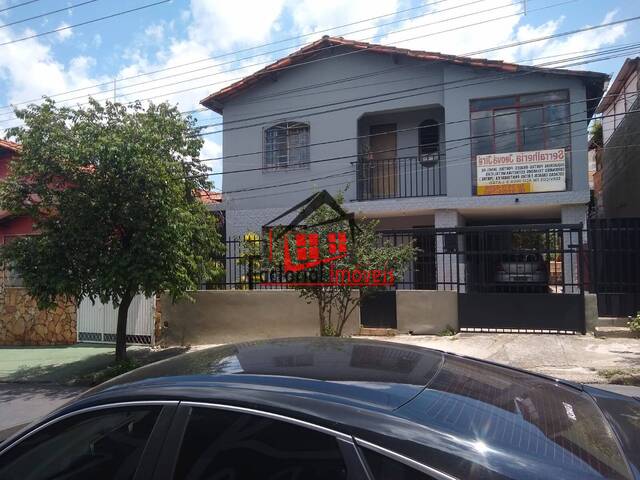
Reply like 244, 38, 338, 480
360, 290, 397, 328
457, 224, 585, 333
588, 218, 640, 317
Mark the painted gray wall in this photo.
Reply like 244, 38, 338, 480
220, 47, 591, 233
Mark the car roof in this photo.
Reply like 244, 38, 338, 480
85, 337, 444, 410
52, 338, 637, 480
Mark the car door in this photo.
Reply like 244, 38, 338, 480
153, 402, 369, 480
0, 401, 177, 480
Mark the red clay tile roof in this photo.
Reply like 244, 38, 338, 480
196, 190, 222, 204
200, 35, 609, 114
0, 139, 20, 153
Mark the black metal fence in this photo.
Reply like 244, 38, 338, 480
353, 155, 446, 201
587, 218, 640, 317
209, 224, 584, 295
379, 224, 584, 295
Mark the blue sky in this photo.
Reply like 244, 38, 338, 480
0, 0, 638, 188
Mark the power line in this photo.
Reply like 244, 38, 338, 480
0, 0, 171, 48
196, 41, 640, 126
203, 93, 611, 171
207, 97, 618, 179
0, 0, 468, 111
0, 0, 529, 119
0, 0, 42, 14
0, 0, 570, 121
6, 48, 636, 174
0, 0, 592, 127
0, 0, 98, 31
194, 47, 616, 138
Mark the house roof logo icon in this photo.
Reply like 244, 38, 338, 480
263, 190, 359, 272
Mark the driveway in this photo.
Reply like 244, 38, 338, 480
361, 333, 640, 383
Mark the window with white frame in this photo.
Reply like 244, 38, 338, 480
264, 122, 310, 169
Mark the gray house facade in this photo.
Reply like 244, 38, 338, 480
201, 36, 607, 248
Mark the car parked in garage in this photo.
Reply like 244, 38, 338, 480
495, 251, 550, 292
0, 338, 638, 479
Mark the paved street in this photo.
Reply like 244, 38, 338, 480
361, 333, 640, 383
0, 383, 85, 433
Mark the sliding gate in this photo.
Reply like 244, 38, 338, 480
456, 224, 585, 333
77, 294, 155, 345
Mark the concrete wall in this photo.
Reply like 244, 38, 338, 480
584, 293, 599, 333
396, 290, 458, 335
160, 290, 360, 346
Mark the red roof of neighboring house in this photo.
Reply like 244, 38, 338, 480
595, 57, 639, 114
196, 190, 222, 204
0, 139, 20, 153
200, 35, 609, 114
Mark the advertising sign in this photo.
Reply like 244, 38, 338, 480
476, 149, 566, 195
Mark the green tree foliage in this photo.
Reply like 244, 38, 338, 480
590, 120, 603, 147
246, 193, 416, 336
0, 99, 223, 361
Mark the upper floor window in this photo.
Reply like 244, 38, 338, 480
418, 119, 440, 165
470, 90, 570, 157
264, 122, 310, 169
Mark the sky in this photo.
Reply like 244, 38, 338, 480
0, 0, 638, 189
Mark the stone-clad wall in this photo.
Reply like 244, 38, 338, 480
0, 288, 76, 345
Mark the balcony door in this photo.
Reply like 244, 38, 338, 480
369, 124, 397, 198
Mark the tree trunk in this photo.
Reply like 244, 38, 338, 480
115, 291, 134, 362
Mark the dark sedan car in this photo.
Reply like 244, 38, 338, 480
0, 338, 638, 480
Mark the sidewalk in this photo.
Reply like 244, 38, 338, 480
360, 333, 640, 383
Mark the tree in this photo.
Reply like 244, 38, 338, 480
590, 120, 603, 147
0, 99, 223, 361
246, 193, 416, 336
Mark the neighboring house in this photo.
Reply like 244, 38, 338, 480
201, 36, 607, 288
595, 57, 640, 218
0, 140, 38, 286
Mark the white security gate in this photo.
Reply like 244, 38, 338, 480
77, 295, 155, 345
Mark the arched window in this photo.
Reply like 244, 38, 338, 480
418, 120, 439, 165
264, 122, 310, 169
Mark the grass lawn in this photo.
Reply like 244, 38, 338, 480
0, 344, 188, 385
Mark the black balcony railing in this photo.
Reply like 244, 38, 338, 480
354, 155, 445, 201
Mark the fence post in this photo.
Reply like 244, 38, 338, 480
248, 256, 254, 290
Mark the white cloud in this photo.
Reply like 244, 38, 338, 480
380, 0, 626, 69
187, 0, 286, 51
145, 23, 165, 43
55, 22, 73, 42
381, 0, 522, 56
289, 0, 398, 36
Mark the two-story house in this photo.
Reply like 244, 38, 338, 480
201, 36, 607, 290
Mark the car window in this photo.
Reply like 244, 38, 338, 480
0, 405, 161, 480
362, 448, 439, 479
173, 407, 348, 480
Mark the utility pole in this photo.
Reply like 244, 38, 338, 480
113, 78, 117, 102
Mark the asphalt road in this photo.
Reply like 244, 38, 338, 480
0, 383, 85, 433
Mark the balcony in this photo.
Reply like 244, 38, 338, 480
353, 154, 446, 201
